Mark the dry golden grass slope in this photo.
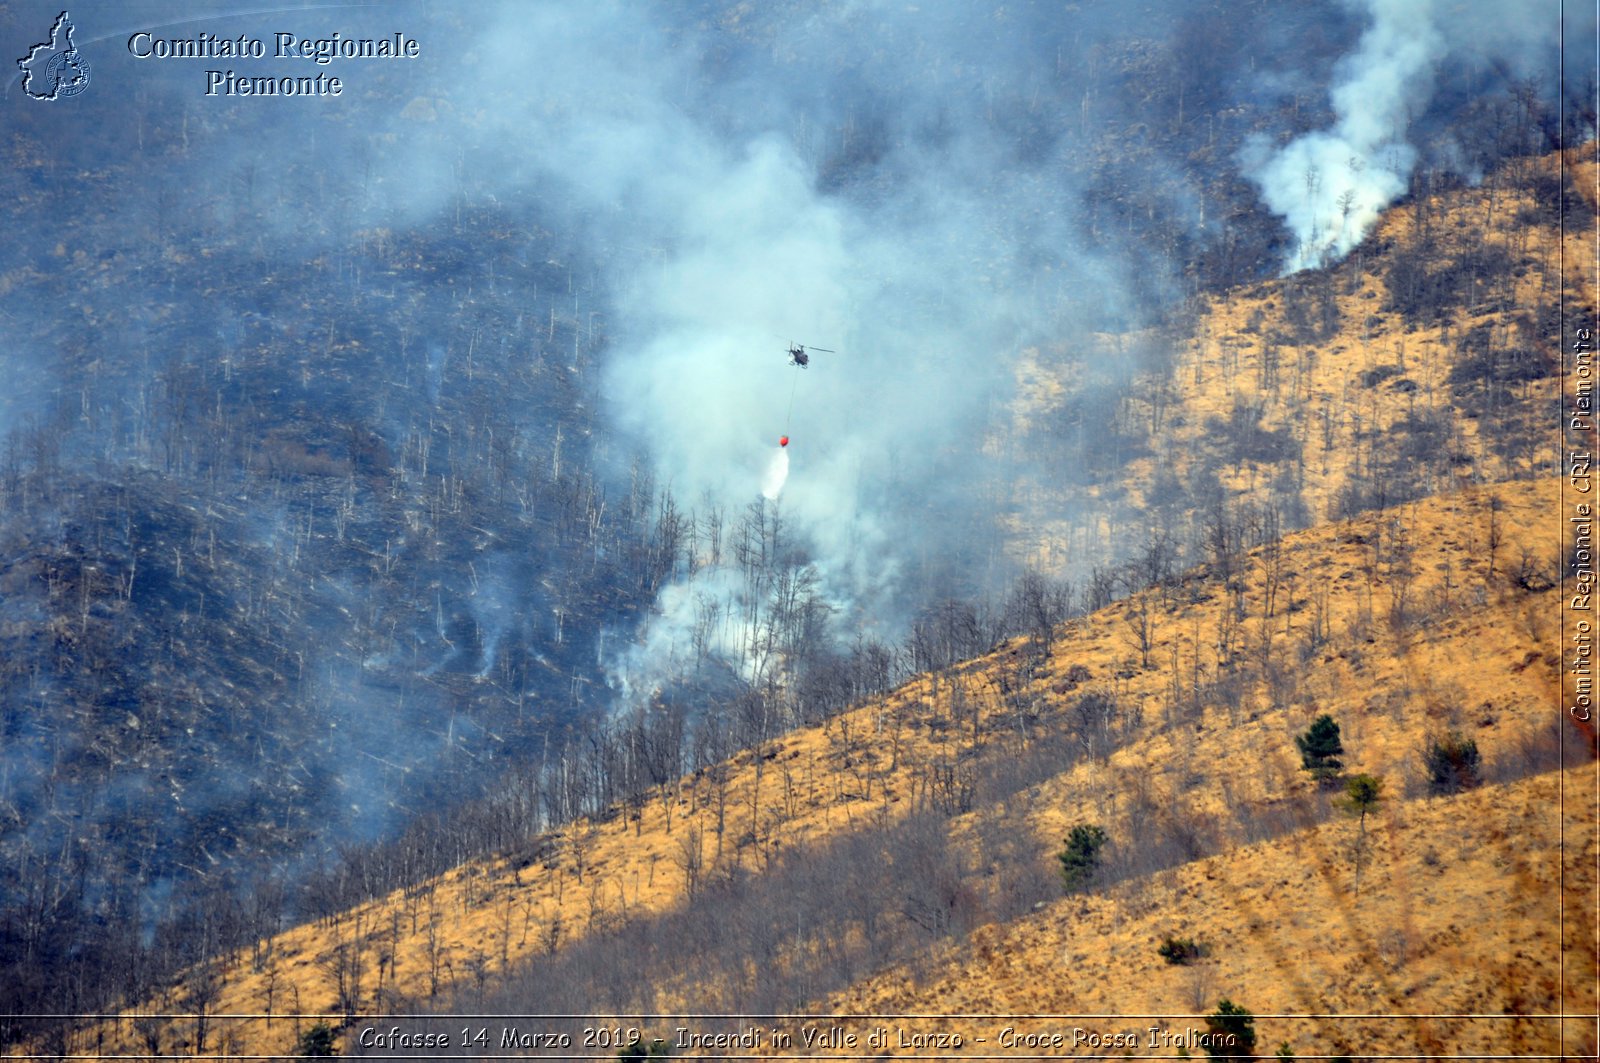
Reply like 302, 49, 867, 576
776, 489, 1594, 1060
808, 764, 1594, 1060
62, 474, 1588, 1060
1005, 150, 1585, 573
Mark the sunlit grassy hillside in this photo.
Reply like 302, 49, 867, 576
806, 763, 1594, 1060
1006, 151, 1585, 574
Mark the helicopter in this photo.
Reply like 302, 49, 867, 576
786, 342, 834, 369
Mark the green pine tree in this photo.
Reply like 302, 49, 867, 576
1058, 824, 1108, 894
1295, 714, 1344, 783
1338, 773, 1384, 894
295, 1023, 337, 1058
1422, 731, 1481, 795
1203, 999, 1257, 1061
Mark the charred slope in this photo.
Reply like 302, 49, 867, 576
0, 185, 669, 1032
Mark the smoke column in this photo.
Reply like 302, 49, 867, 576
1243, 0, 1444, 273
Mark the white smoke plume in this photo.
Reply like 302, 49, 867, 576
1243, 0, 1445, 273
